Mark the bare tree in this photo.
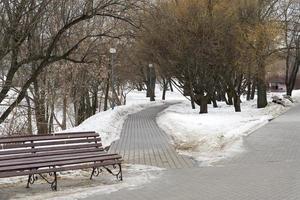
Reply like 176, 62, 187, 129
0, 0, 145, 124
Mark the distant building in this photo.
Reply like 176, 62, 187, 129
268, 76, 286, 92
267, 60, 300, 92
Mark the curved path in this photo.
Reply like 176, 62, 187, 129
109, 104, 196, 168
86, 103, 300, 200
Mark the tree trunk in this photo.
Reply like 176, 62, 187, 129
48, 102, 54, 133
233, 93, 241, 112
286, 62, 300, 96
162, 84, 167, 100
246, 81, 251, 101
0, 46, 19, 104
200, 95, 208, 114
76, 95, 85, 126
62, 94, 67, 130
187, 75, 195, 109
211, 95, 218, 108
137, 83, 143, 91
190, 90, 196, 109
92, 87, 98, 115
33, 79, 48, 135
85, 89, 92, 118
286, 36, 300, 96
162, 78, 168, 100
212, 99, 218, 108
25, 93, 33, 135
104, 78, 110, 111
257, 60, 268, 108
183, 83, 190, 96
169, 79, 174, 92
250, 81, 256, 100
227, 91, 233, 105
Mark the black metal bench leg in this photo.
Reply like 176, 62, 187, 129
118, 164, 123, 181
90, 167, 96, 180
103, 164, 123, 181
51, 172, 57, 191
38, 171, 58, 191
26, 175, 32, 188
26, 174, 38, 189
90, 167, 103, 180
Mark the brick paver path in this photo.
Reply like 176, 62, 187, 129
109, 104, 196, 168
85, 103, 300, 200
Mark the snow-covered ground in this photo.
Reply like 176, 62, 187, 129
0, 165, 164, 200
61, 85, 185, 147
1, 84, 300, 199
61, 102, 163, 147
0, 86, 176, 200
60, 86, 300, 166
157, 91, 300, 166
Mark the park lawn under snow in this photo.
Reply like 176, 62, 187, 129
0, 87, 170, 200
61, 102, 164, 147
157, 91, 300, 166
61, 85, 300, 166
61, 85, 185, 147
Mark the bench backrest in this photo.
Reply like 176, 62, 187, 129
0, 131, 103, 161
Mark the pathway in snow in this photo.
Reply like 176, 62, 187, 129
109, 104, 196, 169
84, 103, 300, 200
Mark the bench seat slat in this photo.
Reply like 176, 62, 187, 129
1, 138, 101, 150
0, 147, 103, 161
0, 131, 96, 140
0, 159, 121, 178
0, 143, 102, 156
0, 154, 122, 172
0, 132, 99, 144
0, 151, 118, 168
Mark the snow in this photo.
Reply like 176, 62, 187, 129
60, 85, 185, 147
63, 85, 300, 166
0, 164, 164, 200
60, 102, 163, 147
157, 90, 300, 166
1, 84, 300, 197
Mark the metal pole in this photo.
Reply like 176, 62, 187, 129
111, 52, 115, 110
149, 67, 152, 100
149, 64, 155, 101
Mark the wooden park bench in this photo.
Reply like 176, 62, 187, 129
0, 131, 122, 191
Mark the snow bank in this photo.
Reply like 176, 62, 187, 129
1, 165, 164, 200
60, 84, 185, 147
157, 91, 300, 166
60, 102, 164, 147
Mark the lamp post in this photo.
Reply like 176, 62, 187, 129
110, 48, 116, 110
149, 64, 155, 101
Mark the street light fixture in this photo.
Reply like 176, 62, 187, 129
109, 48, 116, 54
110, 48, 116, 110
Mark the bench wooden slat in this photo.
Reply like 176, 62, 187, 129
0, 159, 121, 178
0, 131, 96, 140
1, 138, 101, 150
0, 143, 102, 156
0, 132, 98, 144
0, 151, 117, 168
0, 154, 122, 172
0, 131, 95, 138
0, 147, 103, 161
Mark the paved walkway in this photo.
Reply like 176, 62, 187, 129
86, 103, 300, 200
109, 104, 195, 168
